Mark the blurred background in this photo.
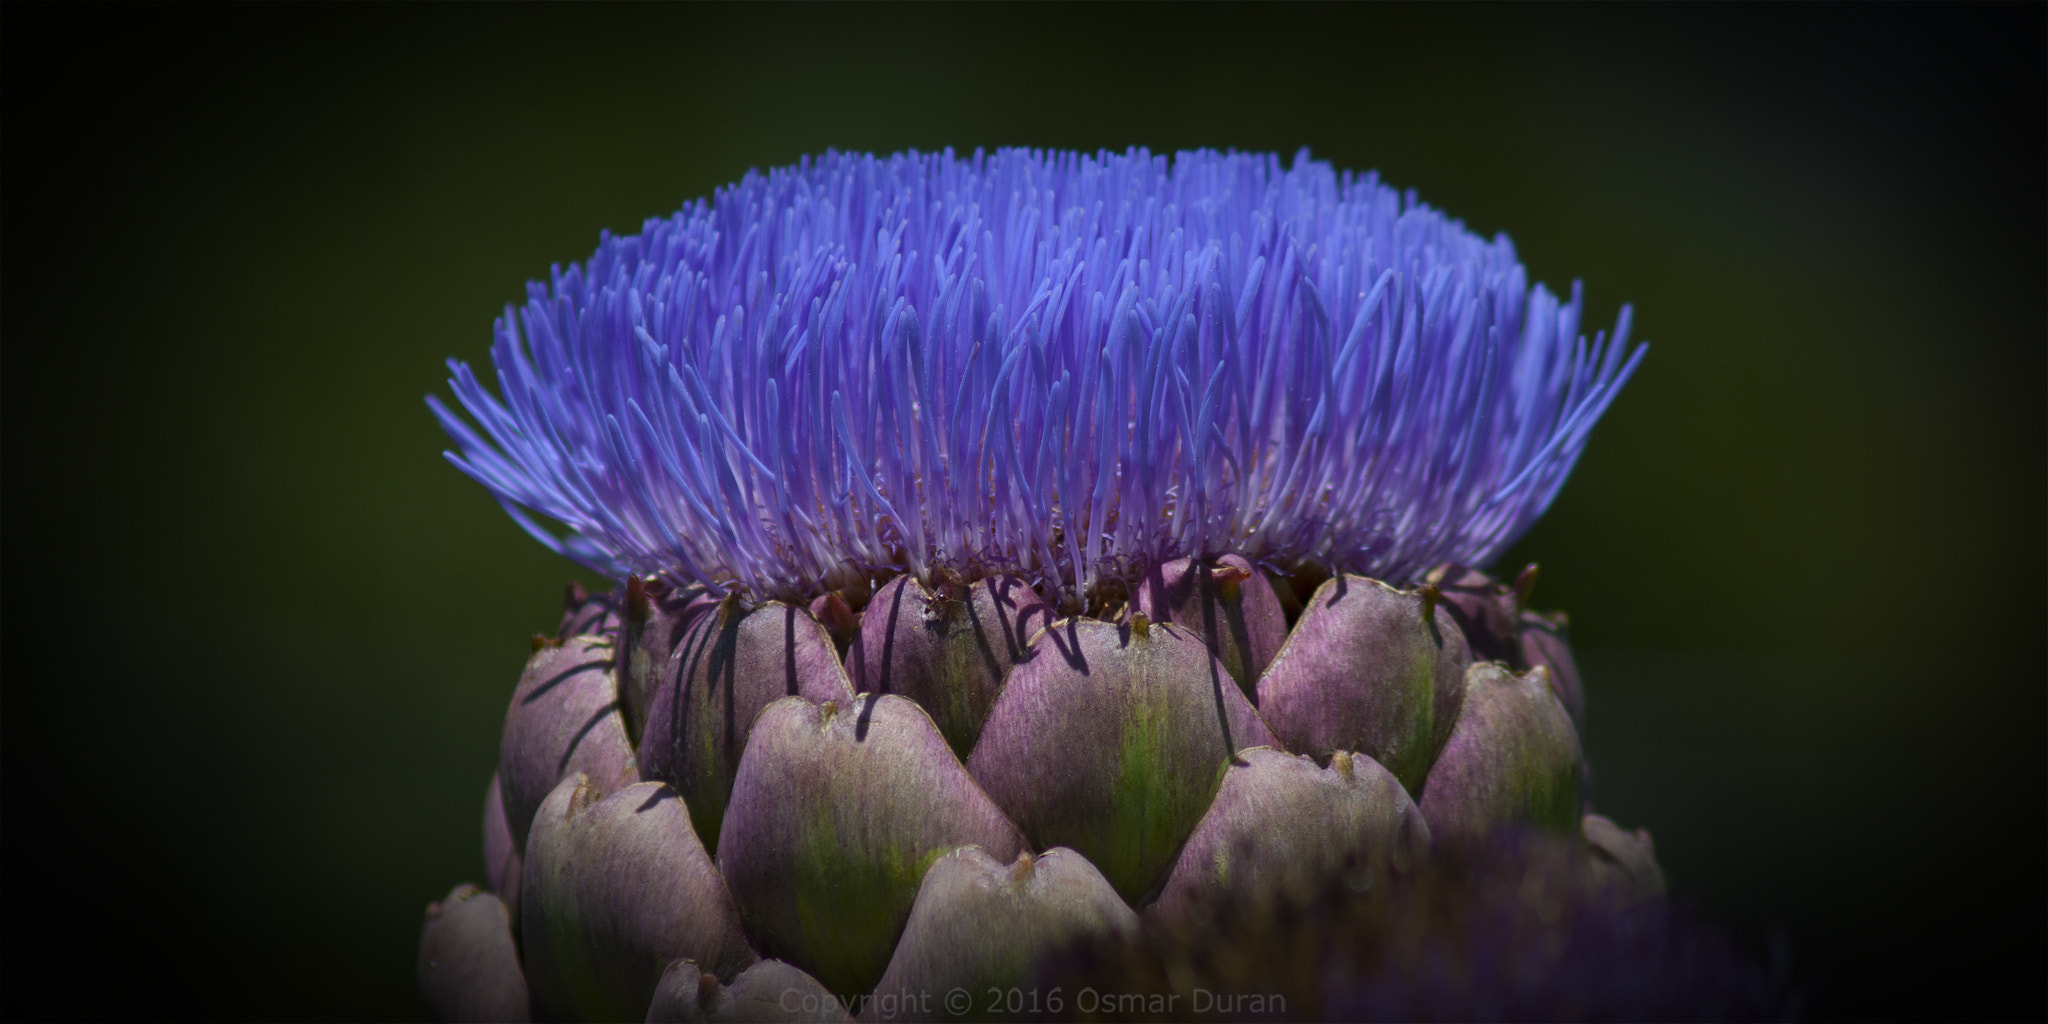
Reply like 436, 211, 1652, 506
3, 4, 2040, 1019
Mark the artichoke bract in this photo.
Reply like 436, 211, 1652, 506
418, 885, 528, 1023
417, 149, 1703, 1021
870, 846, 1137, 1022
1256, 575, 1473, 794
635, 595, 852, 852
647, 958, 849, 1024
1130, 554, 1289, 698
967, 618, 1276, 904
1418, 662, 1584, 846
1148, 747, 1431, 929
848, 574, 1052, 758
498, 637, 638, 853
718, 694, 1026, 1000
521, 777, 755, 1020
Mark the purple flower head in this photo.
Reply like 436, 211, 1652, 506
431, 148, 1643, 604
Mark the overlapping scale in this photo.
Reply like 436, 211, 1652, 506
617, 579, 721, 744
966, 618, 1276, 904
1424, 563, 1527, 666
638, 598, 854, 853
522, 776, 755, 1020
481, 773, 521, 919
716, 694, 1026, 999
1419, 662, 1583, 845
427, 567, 1665, 1022
1130, 554, 1290, 699
869, 846, 1136, 1022
1149, 747, 1430, 928
1519, 608, 1584, 729
1256, 575, 1472, 793
848, 574, 1052, 759
646, 958, 848, 1024
418, 885, 529, 1023
498, 637, 638, 852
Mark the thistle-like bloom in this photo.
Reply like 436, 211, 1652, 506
431, 148, 1641, 604
417, 150, 1702, 1023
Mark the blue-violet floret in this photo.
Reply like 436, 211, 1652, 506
431, 148, 1643, 604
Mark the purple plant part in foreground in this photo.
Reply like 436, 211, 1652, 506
431, 148, 1643, 604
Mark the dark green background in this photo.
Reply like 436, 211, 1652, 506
4, 4, 2041, 1020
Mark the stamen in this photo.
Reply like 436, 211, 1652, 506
433, 150, 1643, 602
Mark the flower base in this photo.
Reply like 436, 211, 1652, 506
418, 560, 1681, 1023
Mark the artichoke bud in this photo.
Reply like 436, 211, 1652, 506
1583, 813, 1667, 903
421, 148, 1678, 1020
1581, 811, 1662, 901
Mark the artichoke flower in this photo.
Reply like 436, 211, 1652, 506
417, 148, 1661, 1022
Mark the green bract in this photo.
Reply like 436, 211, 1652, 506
420, 561, 1660, 1022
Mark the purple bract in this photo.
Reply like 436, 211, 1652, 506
430, 148, 1643, 603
